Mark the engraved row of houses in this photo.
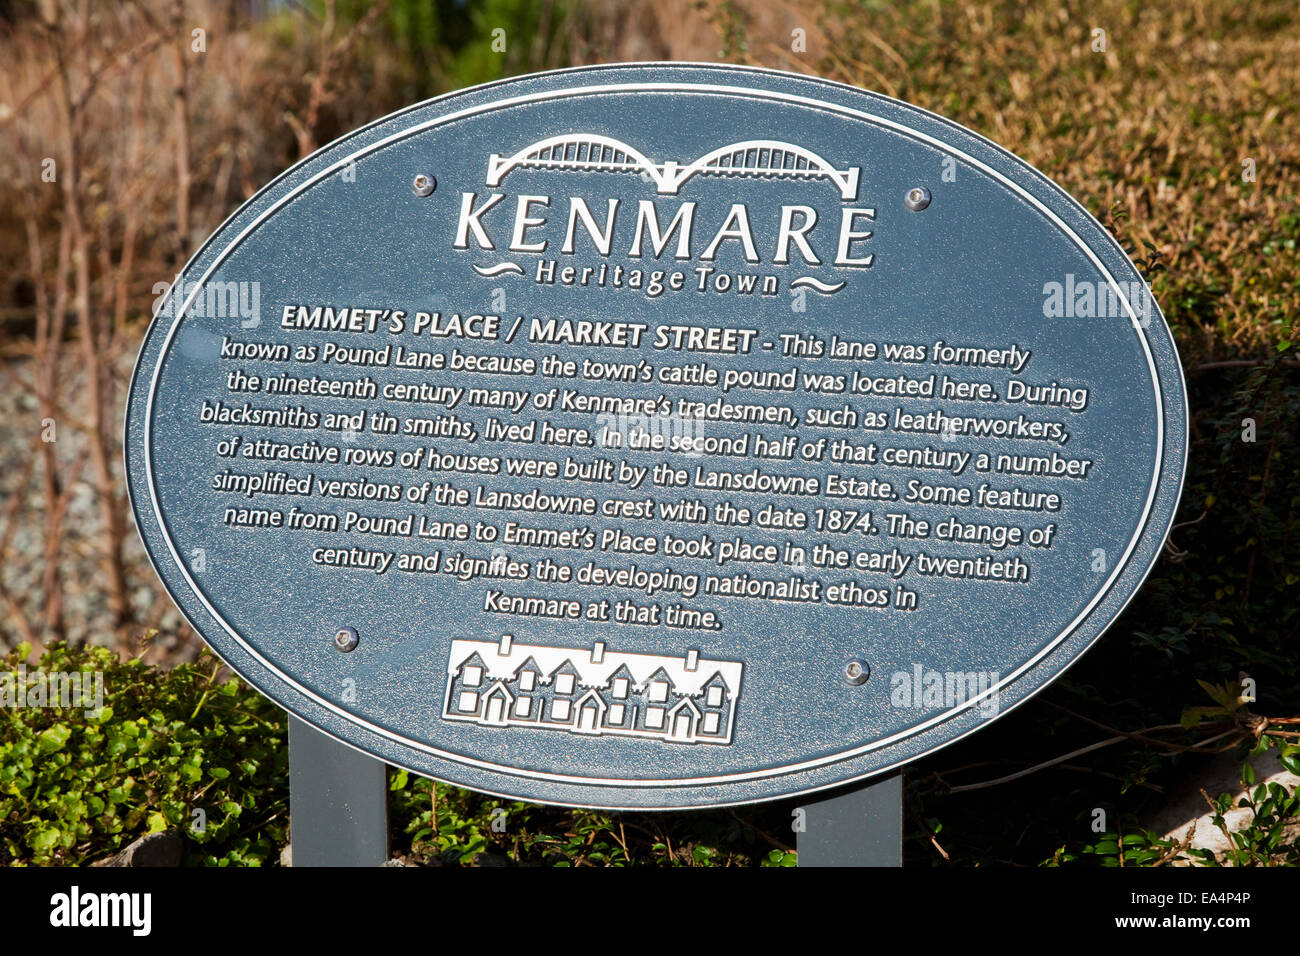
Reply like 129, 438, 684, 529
442, 635, 743, 745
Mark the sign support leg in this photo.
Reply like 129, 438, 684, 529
288, 716, 390, 866
796, 772, 902, 867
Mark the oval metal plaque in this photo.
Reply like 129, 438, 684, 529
126, 64, 1187, 808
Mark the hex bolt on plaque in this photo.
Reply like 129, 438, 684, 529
843, 660, 870, 685
334, 626, 359, 652
411, 174, 436, 197
904, 186, 931, 211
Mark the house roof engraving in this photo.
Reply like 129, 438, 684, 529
448, 638, 742, 697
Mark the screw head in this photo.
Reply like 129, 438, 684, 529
411, 174, 436, 197
334, 626, 359, 652
905, 186, 931, 211
843, 659, 870, 685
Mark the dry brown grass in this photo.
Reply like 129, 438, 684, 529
579, 0, 1300, 354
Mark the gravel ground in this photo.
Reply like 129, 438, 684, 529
1, 348, 192, 658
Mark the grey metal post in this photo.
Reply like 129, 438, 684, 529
797, 773, 902, 867
288, 715, 390, 866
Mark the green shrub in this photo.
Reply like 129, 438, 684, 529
0, 643, 288, 866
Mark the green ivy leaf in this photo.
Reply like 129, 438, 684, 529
30, 828, 61, 853
37, 724, 73, 754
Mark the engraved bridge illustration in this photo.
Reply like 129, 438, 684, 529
486, 134, 861, 201
443, 636, 743, 745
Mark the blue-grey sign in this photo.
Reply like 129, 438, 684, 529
126, 64, 1187, 809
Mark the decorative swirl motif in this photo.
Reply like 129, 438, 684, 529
473, 262, 525, 277
790, 276, 847, 294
